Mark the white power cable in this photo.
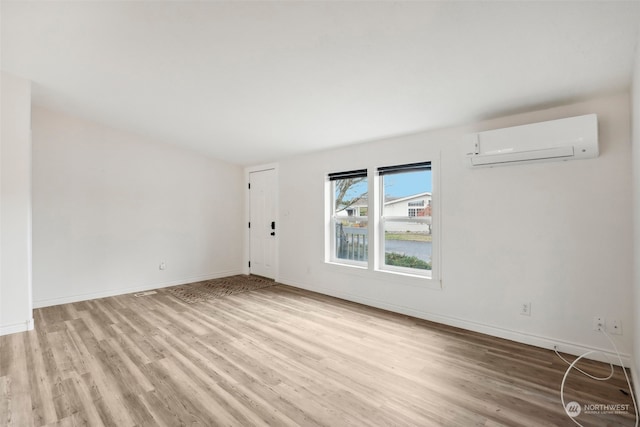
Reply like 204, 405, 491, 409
558, 330, 638, 427
560, 350, 596, 427
554, 345, 614, 381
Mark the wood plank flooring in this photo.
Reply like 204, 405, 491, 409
1, 281, 635, 426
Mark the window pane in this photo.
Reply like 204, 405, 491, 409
335, 219, 368, 262
334, 176, 367, 215
382, 168, 432, 272
382, 169, 431, 216
333, 175, 368, 264
383, 220, 431, 270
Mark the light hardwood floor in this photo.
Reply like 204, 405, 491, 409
1, 281, 635, 426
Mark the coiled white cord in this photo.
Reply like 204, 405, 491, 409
558, 330, 638, 427
554, 345, 614, 381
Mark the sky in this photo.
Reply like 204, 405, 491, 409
384, 170, 432, 198
339, 170, 432, 201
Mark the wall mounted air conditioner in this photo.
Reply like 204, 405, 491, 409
465, 114, 598, 168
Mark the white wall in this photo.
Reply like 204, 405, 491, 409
32, 107, 244, 307
0, 72, 33, 335
278, 93, 633, 360
632, 29, 640, 385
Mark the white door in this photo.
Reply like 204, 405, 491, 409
249, 169, 276, 279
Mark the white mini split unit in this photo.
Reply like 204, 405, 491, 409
465, 114, 598, 168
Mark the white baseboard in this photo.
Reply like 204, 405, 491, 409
0, 317, 34, 336
33, 269, 243, 308
278, 276, 632, 366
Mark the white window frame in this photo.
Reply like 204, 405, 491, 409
327, 170, 368, 268
378, 162, 433, 279
325, 159, 440, 288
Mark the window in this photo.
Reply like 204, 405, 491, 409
326, 161, 436, 282
379, 162, 432, 277
408, 207, 426, 217
328, 169, 368, 265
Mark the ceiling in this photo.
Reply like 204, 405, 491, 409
2, 1, 639, 166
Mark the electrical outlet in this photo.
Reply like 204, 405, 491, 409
520, 302, 531, 316
593, 316, 605, 332
159, 261, 166, 270
609, 319, 622, 335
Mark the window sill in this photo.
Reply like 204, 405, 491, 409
325, 260, 368, 271
376, 267, 431, 280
